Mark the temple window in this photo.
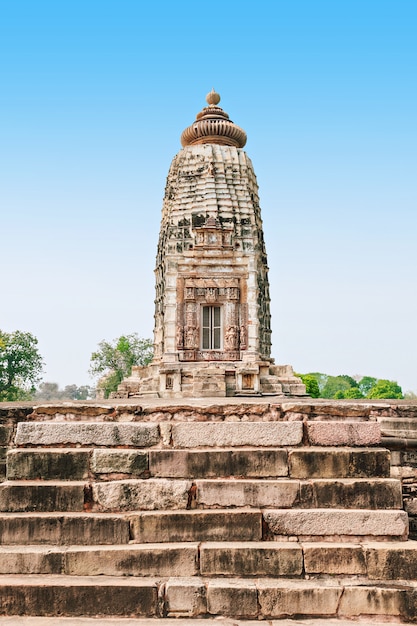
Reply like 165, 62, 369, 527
202, 305, 222, 350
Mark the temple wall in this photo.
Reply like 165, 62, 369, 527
154, 144, 271, 363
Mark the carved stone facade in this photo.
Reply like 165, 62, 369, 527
117, 91, 305, 398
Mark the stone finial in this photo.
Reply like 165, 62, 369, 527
206, 88, 221, 106
181, 91, 247, 148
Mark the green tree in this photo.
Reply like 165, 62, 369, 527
35, 382, 61, 400
339, 375, 359, 388
62, 384, 94, 400
297, 374, 320, 398
0, 330, 44, 401
90, 334, 153, 398
306, 372, 328, 393
321, 375, 354, 399
367, 379, 403, 399
343, 387, 364, 399
35, 383, 95, 401
358, 376, 378, 396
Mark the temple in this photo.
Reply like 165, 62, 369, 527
118, 90, 305, 398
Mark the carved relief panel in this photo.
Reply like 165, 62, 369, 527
176, 277, 247, 362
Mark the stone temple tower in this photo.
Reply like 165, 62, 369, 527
118, 91, 305, 398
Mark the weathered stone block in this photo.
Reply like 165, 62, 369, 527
60, 514, 130, 545
299, 479, 402, 509
201, 541, 303, 576
165, 577, 206, 617
91, 450, 148, 475
0, 426, 12, 446
289, 448, 390, 478
129, 510, 262, 543
306, 422, 381, 446
31, 404, 115, 418
0, 513, 129, 545
15, 422, 159, 448
207, 579, 258, 617
0, 482, 85, 512
257, 580, 341, 617
366, 541, 417, 580
405, 498, 417, 515
149, 448, 288, 478
338, 585, 405, 618
303, 543, 366, 575
195, 479, 299, 508
64, 543, 198, 577
378, 417, 417, 438
92, 479, 191, 511
263, 509, 409, 540
172, 422, 302, 448
7, 449, 90, 480
0, 576, 158, 616
0, 546, 63, 574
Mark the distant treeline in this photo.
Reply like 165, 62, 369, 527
296, 373, 406, 399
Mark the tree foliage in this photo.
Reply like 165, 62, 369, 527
297, 374, 320, 398
35, 383, 95, 401
89, 334, 153, 398
321, 375, 355, 399
358, 376, 377, 396
298, 370, 404, 399
0, 330, 44, 401
367, 379, 403, 399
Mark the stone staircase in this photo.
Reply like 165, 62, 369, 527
0, 402, 417, 623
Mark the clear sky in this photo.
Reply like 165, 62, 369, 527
1, 0, 416, 392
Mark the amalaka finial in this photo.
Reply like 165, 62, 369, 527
206, 88, 221, 106
181, 90, 247, 148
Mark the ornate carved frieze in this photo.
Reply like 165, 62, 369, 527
194, 350, 240, 362
184, 278, 240, 303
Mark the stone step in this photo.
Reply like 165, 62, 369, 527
7, 449, 92, 481
6, 447, 391, 480
14, 421, 304, 448
1, 477, 401, 513
12, 419, 383, 449
0, 510, 262, 545
192, 478, 402, 509
0, 575, 416, 620
1, 541, 417, 579
0, 513, 130, 545
14, 422, 160, 448
0, 482, 86, 512
200, 540, 417, 579
0, 575, 157, 617
4, 502, 404, 542
263, 509, 409, 541
0, 543, 199, 577
287, 447, 390, 478
130, 509, 263, 542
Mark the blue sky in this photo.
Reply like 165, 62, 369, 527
1, 0, 416, 392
